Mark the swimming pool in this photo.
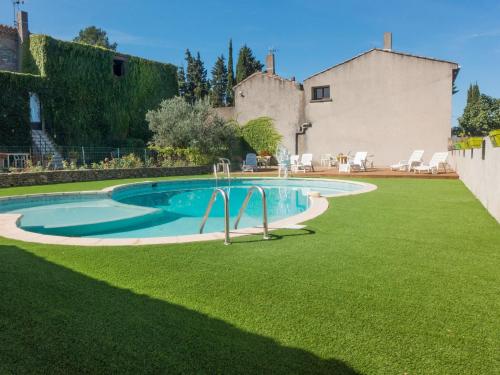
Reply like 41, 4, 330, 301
0, 178, 376, 245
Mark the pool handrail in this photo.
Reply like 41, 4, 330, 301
199, 188, 230, 245
234, 185, 269, 240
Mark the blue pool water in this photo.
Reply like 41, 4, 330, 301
0, 178, 365, 238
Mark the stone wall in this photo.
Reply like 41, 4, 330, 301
0, 166, 212, 188
214, 106, 235, 121
448, 138, 500, 223
0, 25, 19, 72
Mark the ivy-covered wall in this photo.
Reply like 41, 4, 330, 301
22, 35, 178, 147
0, 71, 43, 147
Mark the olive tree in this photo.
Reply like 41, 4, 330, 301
146, 97, 240, 157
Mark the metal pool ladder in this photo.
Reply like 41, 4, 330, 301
213, 158, 231, 185
200, 188, 231, 245
199, 185, 269, 245
234, 186, 269, 240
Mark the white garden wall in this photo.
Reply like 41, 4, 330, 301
448, 138, 500, 222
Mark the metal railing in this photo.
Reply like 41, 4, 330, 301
234, 185, 269, 240
199, 188, 231, 245
214, 158, 231, 180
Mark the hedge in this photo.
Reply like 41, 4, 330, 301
19, 34, 178, 147
0, 71, 44, 147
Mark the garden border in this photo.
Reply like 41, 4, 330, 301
0, 166, 212, 188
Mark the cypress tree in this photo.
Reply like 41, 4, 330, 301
177, 66, 187, 97
184, 50, 209, 103
466, 83, 480, 104
226, 39, 235, 106
235, 45, 264, 83
210, 55, 228, 107
192, 52, 209, 101
184, 49, 196, 103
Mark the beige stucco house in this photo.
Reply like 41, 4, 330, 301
222, 33, 459, 166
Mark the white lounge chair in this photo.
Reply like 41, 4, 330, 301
242, 153, 257, 172
347, 151, 368, 172
390, 150, 424, 171
300, 153, 314, 172
292, 153, 314, 173
413, 152, 448, 174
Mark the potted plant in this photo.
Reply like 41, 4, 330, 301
467, 137, 483, 149
489, 129, 500, 147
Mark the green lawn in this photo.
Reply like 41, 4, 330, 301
0, 177, 498, 374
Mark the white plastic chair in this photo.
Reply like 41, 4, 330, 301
292, 154, 314, 173
414, 152, 448, 174
390, 150, 424, 171
300, 153, 314, 172
290, 154, 300, 172
347, 152, 368, 172
242, 153, 257, 172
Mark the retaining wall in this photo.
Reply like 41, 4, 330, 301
448, 138, 500, 222
0, 166, 211, 188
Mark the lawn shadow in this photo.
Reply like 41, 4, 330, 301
232, 228, 316, 244
0, 245, 358, 374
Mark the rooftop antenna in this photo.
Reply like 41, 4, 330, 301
12, 0, 24, 26
268, 47, 278, 55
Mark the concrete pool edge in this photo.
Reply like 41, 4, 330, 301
0, 178, 377, 246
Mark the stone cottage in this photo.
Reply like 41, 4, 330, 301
223, 33, 460, 166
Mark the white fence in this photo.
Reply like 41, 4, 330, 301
448, 137, 500, 222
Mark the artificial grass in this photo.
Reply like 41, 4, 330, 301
0, 177, 498, 374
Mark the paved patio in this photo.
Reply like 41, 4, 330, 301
233, 167, 459, 179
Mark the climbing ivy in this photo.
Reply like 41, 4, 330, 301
21, 35, 178, 147
0, 71, 43, 147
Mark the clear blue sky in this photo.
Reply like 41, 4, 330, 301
1, 0, 499, 126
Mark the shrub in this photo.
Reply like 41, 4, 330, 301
149, 145, 212, 166
241, 117, 282, 155
89, 153, 144, 169
146, 97, 239, 160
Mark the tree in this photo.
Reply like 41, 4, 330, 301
73, 26, 117, 50
210, 55, 228, 107
458, 83, 500, 135
184, 49, 209, 103
226, 39, 235, 106
183, 50, 196, 103
177, 66, 187, 97
193, 52, 210, 101
466, 83, 480, 104
146, 97, 239, 156
235, 45, 264, 83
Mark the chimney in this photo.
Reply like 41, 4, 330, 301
383, 32, 392, 51
266, 52, 275, 75
17, 11, 29, 43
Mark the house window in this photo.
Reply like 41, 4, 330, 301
113, 58, 125, 77
312, 86, 330, 101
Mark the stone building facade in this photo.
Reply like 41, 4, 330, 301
221, 33, 460, 166
0, 12, 29, 72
